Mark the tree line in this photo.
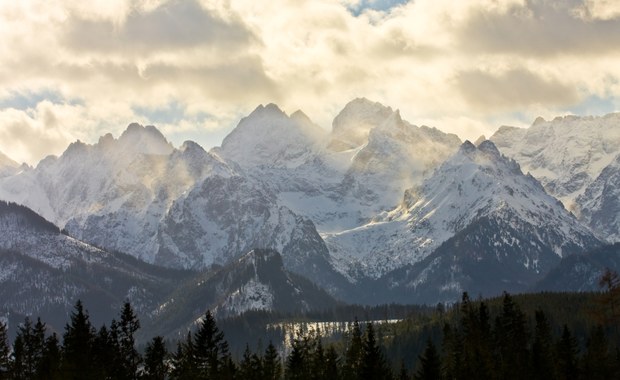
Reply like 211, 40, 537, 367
1, 270, 620, 379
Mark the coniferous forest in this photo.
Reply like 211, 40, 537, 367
1, 273, 620, 380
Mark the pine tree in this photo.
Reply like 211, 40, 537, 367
61, 300, 96, 379
459, 295, 493, 379
170, 332, 197, 380
263, 341, 282, 380
555, 325, 579, 380
342, 319, 363, 380
9, 335, 26, 379
0, 321, 9, 379
142, 336, 168, 380
531, 310, 556, 380
117, 301, 142, 380
92, 324, 118, 379
494, 292, 530, 380
35, 332, 61, 380
397, 360, 409, 380
239, 345, 257, 380
581, 325, 611, 380
14, 317, 46, 378
286, 332, 310, 380
310, 337, 326, 380
324, 346, 340, 380
440, 323, 462, 380
193, 310, 233, 379
360, 323, 391, 380
414, 339, 441, 380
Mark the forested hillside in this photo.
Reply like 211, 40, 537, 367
2, 280, 620, 379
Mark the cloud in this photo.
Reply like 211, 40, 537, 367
63, 0, 256, 56
459, 0, 620, 56
455, 68, 580, 110
0, 0, 619, 164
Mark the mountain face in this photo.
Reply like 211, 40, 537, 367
0, 201, 191, 334
490, 114, 620, 222
215, 104, 327, 169
146, 249, 340, 338
0, 124, 238, 264
154, 174, 349, 295
0, 151, 21, 178
0, 100, 616, 310
328, 97, 396, 151
325, 140, 600, 288
575, 154, 620, 242
535, 243, 620, 292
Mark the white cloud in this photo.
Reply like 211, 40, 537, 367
0, 0, 619, 164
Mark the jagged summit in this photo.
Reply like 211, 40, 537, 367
325, 138, 598, 281
491, 111, 620, 215
0, 150, 20, 178
216, 103, 327, 168
329, 97, 395, 151
117, 123, 174, 155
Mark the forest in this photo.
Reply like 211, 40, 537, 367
1, 270, 620, 380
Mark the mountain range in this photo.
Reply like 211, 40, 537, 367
0, 98, 619, 336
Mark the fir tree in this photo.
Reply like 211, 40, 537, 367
286, 332, 310, 380
581, 325, 611, 380
92, 324, 117, 379
494, 292, 530, 380
263, 341, 282, 380
440, 323, 462, 380
0, 321, 9, 379
555, 325, 579, 380
142, 336, 168, 380
15, 317, 46, 378
310, 337, 326, 380
414, 339, 441, 380
324, 346, 340, 380
117, 301, 142, 380
9, 335, 26, 380
531, 310, 556, 380
239, 345, 258, 380
38, 333, 61, 380
170, 332, 197, 380
342, 319, 363, 380
61, 300, 96, 379
193, 310, 232, 379
360, 323, 391, 380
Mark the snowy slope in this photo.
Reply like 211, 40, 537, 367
0, 201, 191, 334
576, 154, 620, 242
328, 97, 395, 151
0, 151, 20, 178
0, 124, 237, 263
215, 103, 328, 168
325, 140, 599, 281
155, 174, 350, 293
147, 249, 339, 338
490, 113, 620, 212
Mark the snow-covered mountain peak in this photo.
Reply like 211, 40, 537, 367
329, 97, 395, 151
216, 103, 327, 168
477, 139, 501, 157
0, 151, 20, 178
0, 151, 18, 168
533, 116, 546, 126
491, 112, 620, 211
179, 140, 205, 154
326, 137, 597, 280
117, 123, 174, 156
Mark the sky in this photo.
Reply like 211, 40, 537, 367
1, 0, 620, 165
